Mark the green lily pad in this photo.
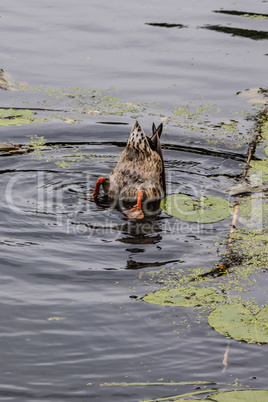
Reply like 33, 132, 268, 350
143, 286, 225, 307
160, 194, 233, 223
163, 400, 188, 402
141, 389, 268, 402
208, 303, 268, 343
209, 389, 268, 402
0, 108, 35, 126
143, 399, 189, 402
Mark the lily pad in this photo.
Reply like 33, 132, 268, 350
208, 303, 268, 343
160, 398, 189, 402
143, 286, 225, 307
160, 194, 233, 223
142, 389, 268, 402
209, 389, 268, 402
0, 108, 35, 126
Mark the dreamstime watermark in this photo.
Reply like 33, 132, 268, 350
4, 169, 265, 236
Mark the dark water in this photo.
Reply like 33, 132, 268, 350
1, 0, 268, 401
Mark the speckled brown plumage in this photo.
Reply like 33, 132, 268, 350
102, 120, 165, 202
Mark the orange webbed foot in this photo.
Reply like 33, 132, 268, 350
123, 190, 144, 219
91, 177, 106, 200
124, 205, 144, 219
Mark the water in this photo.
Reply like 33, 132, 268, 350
0, 0, 268, 401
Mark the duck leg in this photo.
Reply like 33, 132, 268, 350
92, 177, 106, 199
123, 190, 144, 219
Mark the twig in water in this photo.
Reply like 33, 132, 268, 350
227, 107, 268, 248
222, 340, 230, 373
0, 106, 69, 112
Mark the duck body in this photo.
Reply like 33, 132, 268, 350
92, 120, 165, 218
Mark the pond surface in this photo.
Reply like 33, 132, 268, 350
0, 0, 268, 401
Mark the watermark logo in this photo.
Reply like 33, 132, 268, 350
4, 169, 265, 235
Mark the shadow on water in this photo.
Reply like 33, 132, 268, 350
203, 25, 268, 41
96, 121, 129, 125
213, 9, 268, 18
124, 258, 180, 270
145, 22, 187, 29
164, 143, 247, 162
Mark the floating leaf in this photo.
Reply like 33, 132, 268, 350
143, 399, 189, 402
208, 303, 268, 343
142, 389, 268, 402
0, 108, 35, 126
209, 389, 268, 402
159, 399, 188, 402
47, 316, 66, 321
160, 194, 233, 223
143, 286, 225, 307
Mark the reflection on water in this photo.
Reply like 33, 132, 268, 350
214, 9, 268, 18
145, 22, 187, 29
203, 24, 268, 40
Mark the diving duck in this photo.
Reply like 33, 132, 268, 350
92, 120, 165, 219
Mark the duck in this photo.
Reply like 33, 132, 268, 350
92, 120, 165, 219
